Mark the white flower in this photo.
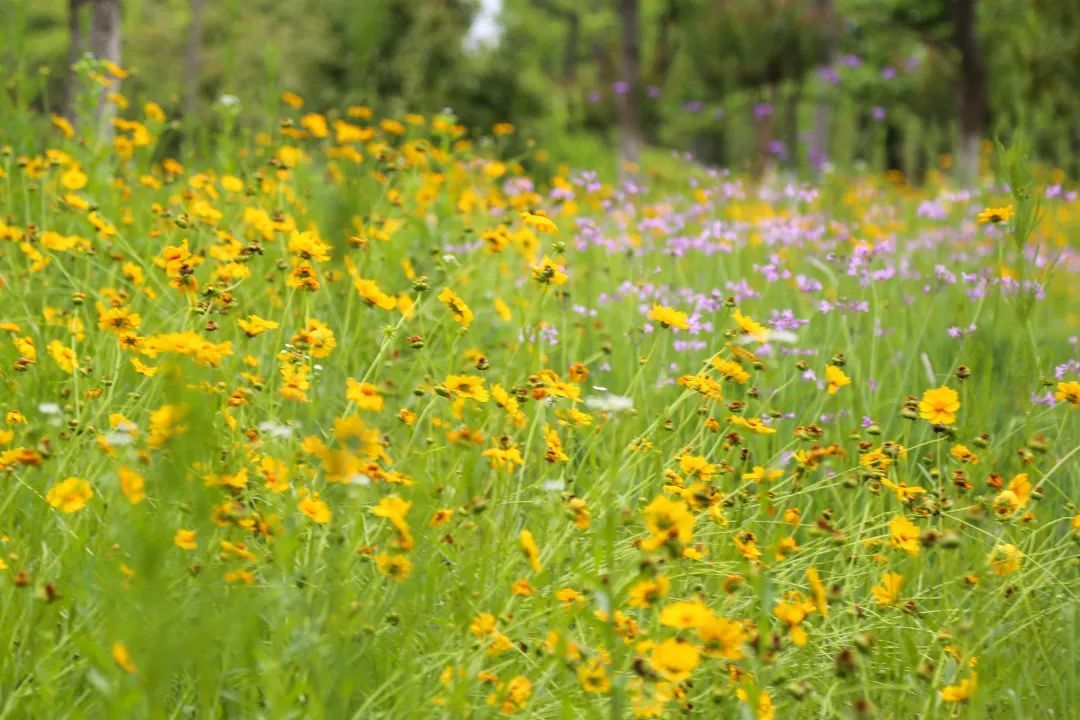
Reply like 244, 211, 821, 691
584, 394, 634, 413
257, 421, 294, 440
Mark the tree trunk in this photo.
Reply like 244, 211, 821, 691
89, 0, 121, 138
184, 0, 207, 121
614, 0, 643, 166
64, 0, 86, 122
952, 0, 986, 184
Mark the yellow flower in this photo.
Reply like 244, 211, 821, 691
976, 205, 1013, 223
732, 309, 769, 342
543, 424, 569, 463
641, 495, 695, 552
949, 443, 978, 464
577, 658, 611, 693
627, 575, 670, 608
112, 642, 137, 673
1055, 380, 1080, 406
237, 314, 279, 337
987, 543, 1023, 576
118, 466, 145, 505
353, 276, 397, 309
299, 495, 332, 524
710, 356, 750, 383
659, 600, 714, 629
679, 454, 716, 482
519, 529, 542, 572
697, 615, 747, 659
555, 587, 584, 604
872, 571, 904, 606
993, 473, 1032, 519
647, 304, 689, 330
482, 445, 525, 471
881, 478, 926, 503
52, 115, 76, 138
531, 255, 568, 285
728, 415, 776, 435
46, 477, 92, 513
443, 374, 489, 402
491, 675, 532, 714
918, 385, 960, 425
806, 567, 828, 616
346, 378, 385, 412
174, 529, 197, 550
742, 465, 782, 483
61, 167, 88, 190
940, 672, 977, 702
372, 496, 413, 549
144, 101, 165, 122
438, 287, 474, 329
825, 364, 851, 394
511, 578, 535, 596
650, 637, 700, 682
48, 340, 78, 374
375, 553, 413, 580
773, 596, 812, 646
281, 90, 304, 108
888, 514, 921, 557
521, 211, 558, 234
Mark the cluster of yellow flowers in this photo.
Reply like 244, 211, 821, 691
0, 80, 1078, 717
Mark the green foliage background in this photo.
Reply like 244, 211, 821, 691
4, 0, 1080, 173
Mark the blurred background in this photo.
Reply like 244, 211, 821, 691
4, 0, 1080, 180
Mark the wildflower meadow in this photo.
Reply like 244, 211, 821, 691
2, 49, 1080, 720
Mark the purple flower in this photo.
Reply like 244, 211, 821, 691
1055, 359, 1080, 379
1030, 391, 1056, 407
753, 103, 773, 121
612, 80, 630, 95
819, 66, 840, 84
871, 106, 886, 121
769, 309, 809, 331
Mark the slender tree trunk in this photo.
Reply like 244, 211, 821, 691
953, 0, 986, 184
89, 0, 121, 138
614, 0, 643, 166
184, 0, 207, 120
64, 0, 87, 122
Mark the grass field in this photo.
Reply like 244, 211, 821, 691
1, 78, 1079, 719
